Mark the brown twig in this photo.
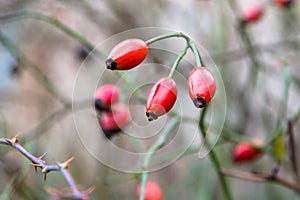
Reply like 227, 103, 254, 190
287, 120, 299, 183
221, 169, 300, 195
0, 136, 90, 199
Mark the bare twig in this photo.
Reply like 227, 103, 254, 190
287, 120, 299, 183
221, 169, 300, 195
0, 136, 90, 199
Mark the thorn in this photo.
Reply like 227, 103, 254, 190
29, 163, 41, 167
44, 173, 47, 182
29, 163, 41, 173
83, 186, 95, 195
39, 152, 47, 159
12, 134, 19, 144
4, 138, 11, 144
61, 157, 74, 169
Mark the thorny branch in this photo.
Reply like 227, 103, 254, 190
0, 136, 91, 199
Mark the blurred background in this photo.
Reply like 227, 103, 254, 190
0, 0, 300, 199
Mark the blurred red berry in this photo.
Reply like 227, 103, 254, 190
233, 142, 262, 163
106, 38, 148, 70
188, 67, 216, 108
275, 0, 293, 7
98, 103, 129, 139
242, 5, 264, 23
146, 77, 177, 121
94, 84, 120, 112
137, 181, 163, 200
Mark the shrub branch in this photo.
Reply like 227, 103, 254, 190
0, 136, 91, 199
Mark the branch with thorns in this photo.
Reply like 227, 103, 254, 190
0, 135, 93, 199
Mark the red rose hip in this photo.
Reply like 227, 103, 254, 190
98, 103, 129, 139
94, 84, 120, 112
188, 67, 216, 108
146, 77, 177, 121
137, 181, 163, 200
242, 5, 264, 23
233, 142, 262, 163
106, 38, 148, 70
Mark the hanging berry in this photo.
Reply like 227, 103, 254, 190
188, 67, 216, 108
137, 181, 163, 200
242, 5, 264, 23
146, 77, 177, 121
97, 103, 130, 139
275, 0, 293, 7
106, 38, 148, 70
233, 142, 262, 163
94, 84, 120, 112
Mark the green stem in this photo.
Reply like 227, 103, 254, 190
0, 31, 68, 105
199, 107, 233, 200
277, 64, 290, 125
168, 44, 189, 78
0, 9, 106, 60
146, 32, 204, 67
265, 64, 290, 147
139, 117, 180, 200
0, 9, 148, 103
227, 0, 262, 84
145, 33, 183, 45
240, 27, 262, 81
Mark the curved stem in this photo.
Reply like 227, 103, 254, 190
139, 117, 180, 200
146, 32, 204, 67
199, 107, 233, 200
145, 33, 183, 45
168, 44, 189, 78
0, 9, 106, 60
0, 31, 68, 105
189, 41, 203, 67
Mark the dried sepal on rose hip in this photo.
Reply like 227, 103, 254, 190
94, 84, 120, 112
106, 38, 148, 70
137, 181, 163, 200
241, 5, 264, 24
188, 67, 216, 108
146, 77, 177, 121
97, 103, 130, 139
233, 139, 263, 163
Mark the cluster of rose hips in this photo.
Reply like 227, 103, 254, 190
241, 0, 294, 24
100, 35, 217, 199
105, 38, 216, 121
94, 84, 130, 139
92, 1, 297, 198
